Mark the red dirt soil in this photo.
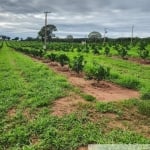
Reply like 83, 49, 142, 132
67, 76, 139, 101
47, 62, 140, 102
129, 57, 150, 65
32, 58, 140, 102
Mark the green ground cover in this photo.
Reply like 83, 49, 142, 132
0, 43, 150, 150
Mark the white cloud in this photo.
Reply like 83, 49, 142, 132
0, 0, 150, 38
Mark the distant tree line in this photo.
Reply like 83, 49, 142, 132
0, 35, 11, 40
2, 23, 150, 44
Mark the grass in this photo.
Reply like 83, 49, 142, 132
141, 88, 150, 99
81, 94, 96, 102
113, 76, 141, 89
138, 100, 150, 116
0, 43, 71, 149
0, 43, 150, 150
1, 112, 150, 150
95, 102, 122, 115
121, 99, 150, 116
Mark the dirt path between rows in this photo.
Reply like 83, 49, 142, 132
36, 59, 139, 102
66, 75, 139, 101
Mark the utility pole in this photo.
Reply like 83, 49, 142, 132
131, 25, 134, 45
103, 28, 108, 45
44, 11, 51, 50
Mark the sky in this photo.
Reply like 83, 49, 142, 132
0, 0, 150, 39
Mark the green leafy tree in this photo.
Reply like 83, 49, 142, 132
31, 49, 44, 57
70, 55, 85, 74
88, 31, 102, 42
66, 35, 73, 42
13, 37, 19, 41
57, 54, 70, 67
104, 46, 110, 56
139, 49, 149, 60
92, 46, 100, 55
85, 63, 110, 83
38, 24, 57, 42
138, 43, 149, 60
118, 46, 128, 59
47, 53, 57, 61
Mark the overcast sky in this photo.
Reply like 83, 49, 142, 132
0, 0, 150, 39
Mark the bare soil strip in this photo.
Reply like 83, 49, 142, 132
67, 76, 139, 101
128, 57, 150, 65
44, 61, 140, 102
32, 57, 140, 102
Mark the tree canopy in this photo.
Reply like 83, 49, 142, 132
66, 35, 73, 42
38, 24, 57, 42
88, 31, 102, 40
66, 35, 73, 39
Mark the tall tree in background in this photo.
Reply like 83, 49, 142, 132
66, 35, 73, 42
38, 24, 57, 42
88, 31, 102, 42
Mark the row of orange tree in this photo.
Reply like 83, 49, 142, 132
6, 39, 150, 60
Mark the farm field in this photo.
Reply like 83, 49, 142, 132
8, 41, 150, 97
0, 42, 150, 150
1, 0, 150, 149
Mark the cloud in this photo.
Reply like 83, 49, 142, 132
0, 0, 150, 38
